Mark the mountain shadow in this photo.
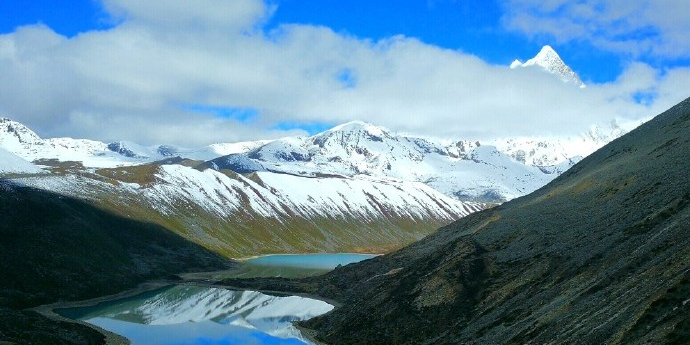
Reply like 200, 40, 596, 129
223, 97, 690, 344
0, 183, 230, 344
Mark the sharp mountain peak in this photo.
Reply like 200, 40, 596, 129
512, 45, 585, 88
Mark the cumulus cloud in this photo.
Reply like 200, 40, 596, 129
101, 0, 272, 31
501, 0, 690, 59
0, 0, 688, 147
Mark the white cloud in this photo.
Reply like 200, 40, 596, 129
101, 0, 272, 32
502, 0, 690, 59
0, 0, 688, 147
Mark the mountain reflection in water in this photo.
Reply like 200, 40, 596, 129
60, 285, 334, 345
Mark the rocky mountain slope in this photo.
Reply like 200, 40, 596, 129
225, 96, 690, 344
0, 183, 229, 344
0, 183, 229, 309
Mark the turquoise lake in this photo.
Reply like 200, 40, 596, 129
243, 253, 377, 269
57, 253, 377, 345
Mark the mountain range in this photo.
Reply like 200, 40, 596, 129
0, 46, 625, 205
0, 116, 626, 202
223, 96, 690, 345
0, 115, 624, 258
0, 47, 686, 344
0, 46, 630, 260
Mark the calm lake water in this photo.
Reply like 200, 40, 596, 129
244, 253, 377, 269
58, 253, 377, 345
58, 285, 333, 345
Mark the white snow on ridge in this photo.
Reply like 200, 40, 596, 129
491, 121, 628, 166
511, 45, 585, 88
0, 118, 267, 168
186, 140, 272, 161
147, 165, 282, 218
417, 145, 555, 201
13, 161, 480, 226
222, 120, 594, 202
2, 115, 627, 203
0, 147, 45, 174
0, 118, 151, 168
256, 171, 480, 220
147, 164, 480, 221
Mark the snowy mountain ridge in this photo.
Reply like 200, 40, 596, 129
1, 117, 626, 202
491, 120, 630, 167
511, 45, 585, 88
15, 162, 483, 257
0, 117, 267, 168
206, 120, 625, 202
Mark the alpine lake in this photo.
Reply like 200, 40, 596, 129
56, 253, 377, 345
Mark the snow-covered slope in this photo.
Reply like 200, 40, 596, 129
107, 140, 272, 162
0, 118, 266, 167
207, 121, 580, 202
0, 118, 149, 167
142, 164, 479, 221
2, 117, 625, 202
184, 140, 272, 161
423, 145, 555, 201
15, 163, 482, 256
0, 147, 44, 174
511, 45, 585, 88
490, 121, 628, 167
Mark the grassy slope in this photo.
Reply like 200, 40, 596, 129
223, 97, 690, 344
68, 167, 467, 258
0, 184, 229, 344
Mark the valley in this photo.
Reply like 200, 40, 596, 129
0, 41, 685, 345
0, 97, 643, 344
220, 96, 690, 344
0, 104, 626, 259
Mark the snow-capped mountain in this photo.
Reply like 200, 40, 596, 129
490, 120, 628, 167
206, 121, 587, 202
0, 118, 152, 167
2, 117, 625, 202
511, 45, 585, 88
15, 162, 482, 257
0, 115, 627, 256
0, 117, 267, 168
1, 118, 487, 257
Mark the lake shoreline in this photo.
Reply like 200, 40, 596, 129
37, 277, 337, 345
32, 280, 175, 345
234, 251, 383, 261
37, 252, 376, 345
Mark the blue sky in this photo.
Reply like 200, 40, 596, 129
0, 0, 624, 82
0, 0, 689, 145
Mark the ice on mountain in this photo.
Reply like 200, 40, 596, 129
511, 45, 585, 88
